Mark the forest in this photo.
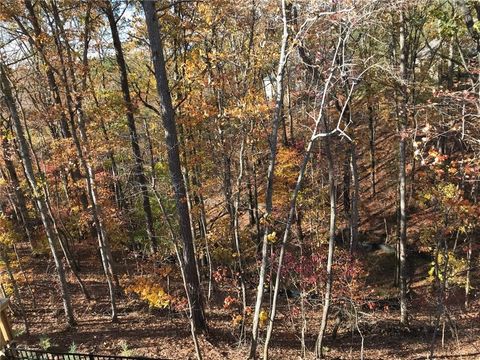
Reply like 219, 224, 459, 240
0, 0, 479, 359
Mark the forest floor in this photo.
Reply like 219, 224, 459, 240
9, 239, 480, 360
9, 123, 480, 359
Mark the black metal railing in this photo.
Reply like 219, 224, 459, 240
4, 347, 169, 360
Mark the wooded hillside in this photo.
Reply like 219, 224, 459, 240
0, 1, 479, 359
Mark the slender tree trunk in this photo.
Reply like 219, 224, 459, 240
142, 0, 207, 332
233, 138, 248, 343
398, 11, 409, 326
103, 0, 157, 252
44, 186, 91, 301
263, 132, 321, 359
19, 0, 88, 210
153, 191, 203, 360
0, 129, 32, 248
1, 63, 75, 326
79, 20, 119, 320
49, 3, 117, 319
22, 0, 71, 139
464, 236, 472, 308
281, 110, 289, 146
350, 142, 360, 253
368, 101, 376, 196
220, 138, 235, 250
263, 66, 338, 358
246, 160, 256, 226
249, 1, 289, 356
316, 120, 337, 359
342, 151, 351, 223
286, 72, 294, 143
248, 155, 262, 243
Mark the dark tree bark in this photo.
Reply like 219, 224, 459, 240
368, 101, 376, 195
22, 0, 71, 139
316, 118, 337, 359
18, 0, 88, 211
398, 11, 409, 326
250, 0, 289, 356
103, 0, 157, 252
142, 0, 207, 332
0, 123, 32, 246
350, 140, 360, 253
1, 63, 75, 326
51, 2, 118, 319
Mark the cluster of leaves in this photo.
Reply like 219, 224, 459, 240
123, 275, 189, 312
281, 251, 322, 291
124, 277, 172, 309
428, 251, 468, 286
0, 215, 17, 247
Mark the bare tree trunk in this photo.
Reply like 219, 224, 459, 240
21, 0, 71, 139
0, 127, 32, 248
103, 0, 157, 252
1, 63, 75, 326
464, 236, 472, 308
350, 142, 360, 253
263, 131, 323, 359
398, 11, 409, 326
16, 0, 88, 210
248, 155, 262, 243
153, 192, 203, 360
249, 1, 289, 356
233, 137, 248, 343
264, 65, 340, 358
316, 121, 337, 359
367, 101, 376, 196
246, 160, 256, 226
221, 143, 235, 250
44, 187, 91, 301
142, 0, 207, 332
79, 45, 119, 323
49, 3, 118, 319
342, 151, 351, 224
286, 72, 294, 143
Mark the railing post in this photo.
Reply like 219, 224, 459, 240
0, 299, 12, 347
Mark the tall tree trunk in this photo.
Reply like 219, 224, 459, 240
43, 187, 91, 301
47, 1, 117, 315
367, 101, 376, 196
246, 159, 256, 226
263, 67, 339, 359
1, 63, 75, 326
22, 0, 71, 139
19, 0, 88, 210
350, 141, 360, 253
233, 137, 248, 343
142, 0, 207, 332
398, 11, 409, 326
219, 135, 235, 250
103, 0, 157, 252
286, 72, 294, 143
342, 151, 351, 224
249, 1, 289, 356
0, 127, 32, 247
316, 119, 337, 359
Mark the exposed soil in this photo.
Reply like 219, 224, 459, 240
9, 239, 480, 360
